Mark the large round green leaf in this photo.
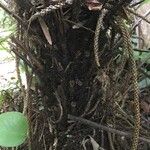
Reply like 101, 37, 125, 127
0, 112, 28, 147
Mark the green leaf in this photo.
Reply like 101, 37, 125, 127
133, 51, 150, 64
0, 112, 28, 147
0, 94, 3, 106
143, 0, 150, 4
138, 77, 150, 89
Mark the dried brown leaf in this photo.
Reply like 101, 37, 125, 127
141, 101, 150, 113
85, 0, 102, 11
38, 17, 52, 45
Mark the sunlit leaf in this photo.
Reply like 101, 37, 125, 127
0, 7, 16, 52
0, 112, 28, 147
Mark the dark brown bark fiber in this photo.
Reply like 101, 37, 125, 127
1, 0, 150, 150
